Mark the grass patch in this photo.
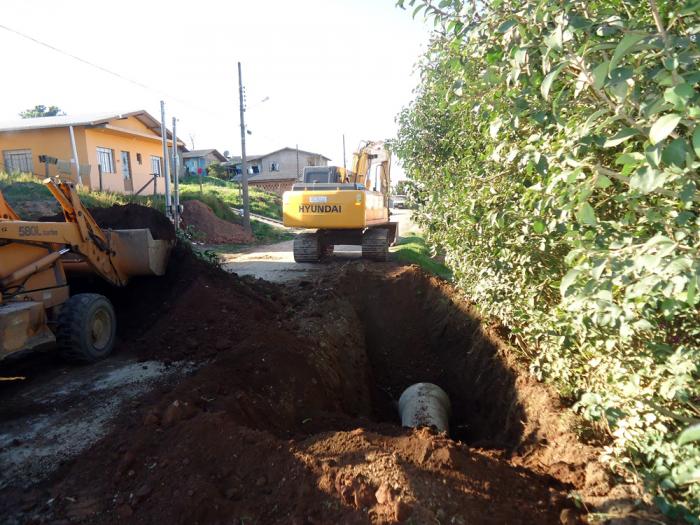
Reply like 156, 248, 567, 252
179, 176, 282, 220
0, 172, 286, 245
251, 220, 294, 244
391, 233, 452, 280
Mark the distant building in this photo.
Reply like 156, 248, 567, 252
182, 149, 227, 177
231, 147, 330, 194
0, 110, 185, 194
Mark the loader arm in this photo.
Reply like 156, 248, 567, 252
0, 180, 128, 288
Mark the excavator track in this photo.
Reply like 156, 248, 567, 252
362, 228, 389, 261
293, 232, 321, 262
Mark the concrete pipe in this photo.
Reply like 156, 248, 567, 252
398, 383, 451, 434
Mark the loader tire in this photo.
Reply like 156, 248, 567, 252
362, 228, 389, 262
293, 232, 321, 262
57, 293, 116, 363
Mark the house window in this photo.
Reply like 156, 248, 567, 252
150, 156, 162, 176
96, 147, 115, 173
270, 161, 280, 172
3, 149, 33, 173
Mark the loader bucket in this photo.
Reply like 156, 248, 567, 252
109, 229, 173, 278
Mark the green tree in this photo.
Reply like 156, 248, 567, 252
207, 161, 228, 180
395, 0, 700, 519
19, 105, 64, 118
394, 179, 410, 195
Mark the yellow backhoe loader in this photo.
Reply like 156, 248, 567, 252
0, 179, 172, 362
282, 141, 397, 262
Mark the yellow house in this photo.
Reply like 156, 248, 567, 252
0, 110, 184, 194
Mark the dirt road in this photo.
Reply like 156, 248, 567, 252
0, 208, 654, 524
221, 209, 418, 282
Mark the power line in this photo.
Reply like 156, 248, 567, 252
0, 23, 221, 119
0, 23, 293, 153
0, 23, 155, 93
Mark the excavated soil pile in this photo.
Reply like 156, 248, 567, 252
181, 199, 254, 244
4, 261, 636, 524
41, 203, 175, 241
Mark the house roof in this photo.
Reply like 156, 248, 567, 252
182, 149, 227, 162
0, 110, 185, 146
228, 147, 331, 164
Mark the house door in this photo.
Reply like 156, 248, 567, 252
121, 151, 133, 192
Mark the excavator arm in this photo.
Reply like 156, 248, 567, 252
351, 141, 391, 207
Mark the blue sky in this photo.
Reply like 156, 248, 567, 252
0, 0, 431, 179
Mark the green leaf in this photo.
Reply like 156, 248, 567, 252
649, 113, 682, 145
664, 83, 695, 110
687, 275, 698, 305
596, 175, 612, 188
646, 143, 663, 168
674, 468, 700, 485
679, 423, 700, 445
662, 138, 688, 168
532, 220, 545, 234
603, 127, 638, 148
560, 268, 581, 296
609, 32, 648, 72
541, 65, 564, 100
615, 152, 645, 166
681, 0, 700, 15
680, 181, 697, 204
692, 127, 700, 157
630, 167, 669, 194
576, 202, 597, 225
591, 61, 609, 90
497, 19, 517, 33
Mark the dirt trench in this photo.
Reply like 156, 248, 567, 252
1, 246, 623, 524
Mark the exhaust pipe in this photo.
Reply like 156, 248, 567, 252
398, 383, 451, 434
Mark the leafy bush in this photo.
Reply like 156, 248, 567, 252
395, 0, 700, 519
206, 161, 228, 180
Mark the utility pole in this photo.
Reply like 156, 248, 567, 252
160, 100, 172, 219
238, 61, 251, 234
342, 134, 347, 171
296, 144, 300, 179
172, 117, 180, 229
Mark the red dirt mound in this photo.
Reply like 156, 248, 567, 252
72, 241, 280, 358
41, 203, 175, 241
181, 199, 253, 244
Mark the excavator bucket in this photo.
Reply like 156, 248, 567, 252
108, 229, 173, 278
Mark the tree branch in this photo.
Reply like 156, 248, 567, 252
648, 0, 682, 84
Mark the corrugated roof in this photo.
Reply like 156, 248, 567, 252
227, 147, 330, 164
0, 110, 184, 146
182, 149, 227, 161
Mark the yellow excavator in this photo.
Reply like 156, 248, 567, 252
282, 141, 397, 262
0, 179, 172, 362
